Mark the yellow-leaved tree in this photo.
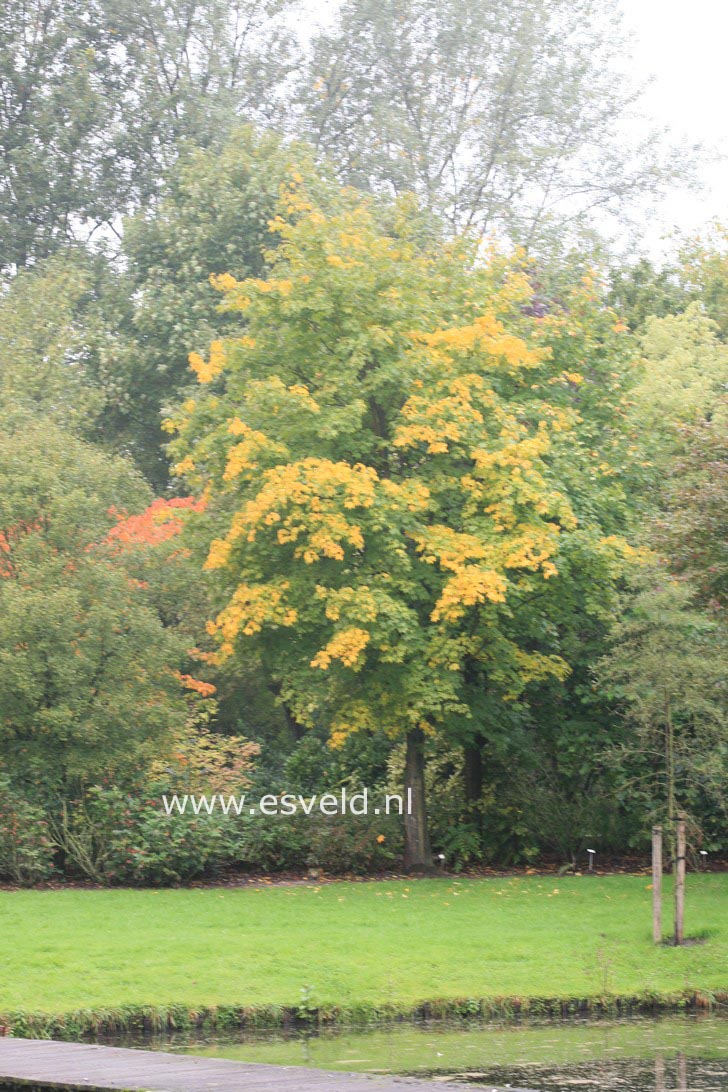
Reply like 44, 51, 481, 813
170, 182, 632, 869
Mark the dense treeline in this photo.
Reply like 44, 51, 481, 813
0, 0, 725, 883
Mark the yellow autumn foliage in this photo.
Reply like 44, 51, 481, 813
170, 187, 635, 749
311, 627, 371, 669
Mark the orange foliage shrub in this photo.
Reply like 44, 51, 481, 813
105, 497, 205, 549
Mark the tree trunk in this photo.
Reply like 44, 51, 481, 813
282, 701, 305, 742
665, 696, 676, 827
403, 728, 433, 872
464, 739, 484, 804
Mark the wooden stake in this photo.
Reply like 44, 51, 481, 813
652, 825, 662, 944
674, 817, 686, 946
654, 1055, 665, 1092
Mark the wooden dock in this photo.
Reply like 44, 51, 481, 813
0, 1038, 535, 1091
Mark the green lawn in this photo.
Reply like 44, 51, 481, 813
1, 875, 726, 1016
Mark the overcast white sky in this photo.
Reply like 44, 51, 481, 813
620, 0, 728, 254
298, 0, 728, 259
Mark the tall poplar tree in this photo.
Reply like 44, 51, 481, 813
297, 0, 679, 245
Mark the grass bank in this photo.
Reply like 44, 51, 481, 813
1, 875, 726, 1038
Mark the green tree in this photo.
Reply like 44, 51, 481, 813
0, 0, 126, 269
603, 278, 728, 855
93, 129, 320, 484
679, 225, 728, 340
170, 184, 633, 868
0, 0, 298, 270
599, 571, 727, 853
653, 405, 728, 613
608, 226, 728, 340
0, 251, 104, 429
630, 305, 728, 467
607, 257, 688, 333
0, 418, 187, 796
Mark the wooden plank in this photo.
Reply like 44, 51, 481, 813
0, 1038, 535, 1091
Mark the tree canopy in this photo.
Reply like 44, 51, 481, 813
297, 0, 678, 245
0, 0, 298, 270
0, 0, 724, 882
169, 183, 638, 865
0, 419, 187, 793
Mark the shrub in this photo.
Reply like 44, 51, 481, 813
231, 793, 403, 875
232, 812, 311, 872
0, 777, 55, 884
102, 786, 237, 886
1, 771, 405, 885
306, 810, 402, 874
51, 786, 232, 886
49, 724, 261, 885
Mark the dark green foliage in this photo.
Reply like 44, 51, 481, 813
234, 808, 402, 876
39, 782, 402, 886
57, 786, 232, 885
607, 258, 688, 332
0, 419, 187, 795
92, 129, 321, 484
0, 777, 56, 884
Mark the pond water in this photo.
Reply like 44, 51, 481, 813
167, 1014, 727, 1091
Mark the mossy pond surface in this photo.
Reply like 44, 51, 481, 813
158, 1014, 728, 1090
